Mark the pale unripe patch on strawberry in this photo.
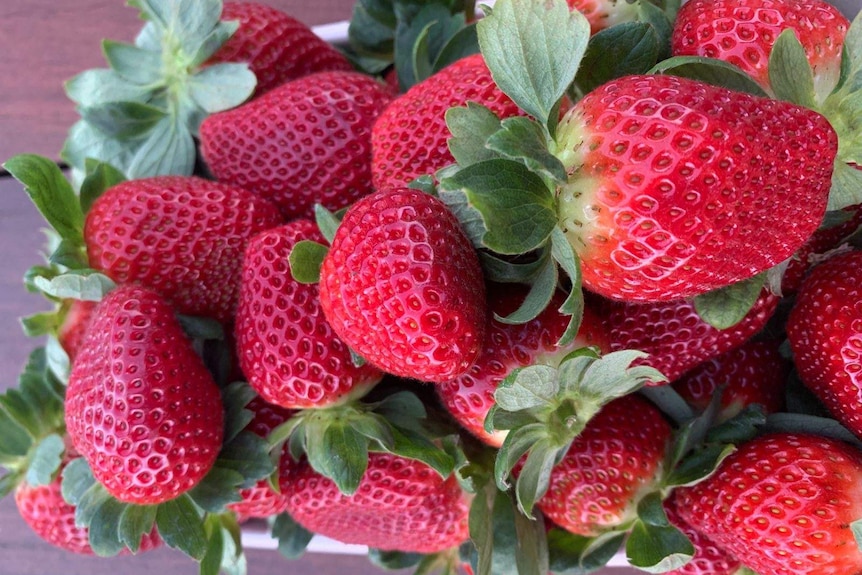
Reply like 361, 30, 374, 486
566, 0, 641, 35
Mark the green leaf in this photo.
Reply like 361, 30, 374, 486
155, 494, 209, 560
61, 120, 139, 176
436, 187, 489, 249
303, 417, 369, 495
763, 413, 862, 450
188, 467, 244, 513
514, 440, 558, 516
20, 311, 61, 338
769, 29, 817, 107
47, 240, 90, 269
127, 115, 196, 178
65, 69, 152, 107
852, 519, 862, 552
412, 23, 435, 84
272, 512, 314, 559
313, 204, 341, 245
191, 20, 240, 66
547, 528, 624, 574
61, 458, 97, 507
664, 444, 736, 488
118, 504, 157, 553
33, 272, 116, 301
477, 0, 590, 128
494, 256, 557, 325
3, 154, 85, 246
513, 504, 549, 575
433, 23, 480, 72
80, 160, 127, 213
349, 0, 396, 58
368, 549, 425, 570
288, 240, 329, 284
446, 103, 504, 168
469, 482, 523, 575
0, 409, 32, 462
828, 160, 862, 211
88, 496, 128, 557
649, 56, 769, 97
75, 481, 115, 528
626, 520, 694, 573
494, 365, 560, 412
479, 249, 549, 284
103, 40, 163, 85
25, 434, 65, 487
486, 117, 568, 182
576, 349, 663, 401
438, 159, 557, 254
212, 431, 274, 488
380, 425, 455, 480
372, 391, 429, 431
221, 382, 257, 444
693, 273, 765, 330
549, 226, 584, 346
575, 22, 661, 95
636, 0, 673, 60
395, 5, 464, 89
45, 336, 72, 383
706, 404, 767, 445
200, 521, 225, 575
639, 386, 696, 427
188, 63, 256, 113
80, 101, 168, 140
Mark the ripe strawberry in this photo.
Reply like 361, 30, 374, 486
673, 339, 789, 421
554, 73, 836, 302
601, 287, 780, 383
673, 433, 862, 574
671, 0, 849, 101
318, 188, 486, 383
57, 299, 97, 362
84, 175, 283, 323
235, 220, 383, 409
227, 396, 293, 520
371, 53, 522, 190
280, 452, 470, 553
566, 0, 640, 35
663, 495, 743, 575
65, 285, 224, 505
199, 71, 394, 220
437, 285, 610, 447
527, 394, 672, 536
15, 466, 161, 555
787, 250, 862, 438
208, 1, 353, 94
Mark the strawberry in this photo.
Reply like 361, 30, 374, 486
235, 220, 383, 409
671, 0, 849, 102
786, 250, 862, 438
318, 188, 486, 383
280, 451, 470, 554
84, 175, 283, 323
199, 71, 394, 220
673, 339, 789, 421
437, 285, 610, 447
65, 284, 224, 505
371, 53, 523, 190
554, 73, 836, 302
525, 394, 672, 536
566, 0, 640, 35
662, 495, 743, 575
209, 1, 353, 94
227, 396, 293, 520
673, 433, 862, 574
601, 287, 780, 383
57, 299, 97, 362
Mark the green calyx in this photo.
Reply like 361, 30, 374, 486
486, 348, 666, 517
62, 0, 256, 181
267, 390, 456, 496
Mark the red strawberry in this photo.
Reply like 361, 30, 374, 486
673, 433, 862, 575
787, 250, 862, 438
671, 0, 849, 101
371, 53, 522, 190
57, 299, 97, 362
437, 285, 610, 447
199, 71, 394, 220
673, 339, 789, 421
566, 0, 640, 35
208, 1, 353, 94
280, 452, 469, 553
65, 285, 224, 505
235, 220, 383, 409
663, 495, 743, 575
227, 396, 293, 520
84, 175, 282, 323
15, 467, 161, 556
318, 188, 486, 383
527, 394, 672, 536
601, 287, 780, 383
554, 74, 835, 302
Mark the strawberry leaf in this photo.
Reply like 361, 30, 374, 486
649, 56, 768, 97
663, 443, 736, 488
512, 440, 557, 517
575, 22, 661, 95
479, 249, 550, 283
546, 528, 623, 574
446, 102, 504, 168
762, 413, 862, 450
639, 386, 695, 426
127, 115, 196, 178
80, 101, 168, 140
103, 40, 164, 85
769, 29, 817, 107
200, 517, 225, 575
62, 121, 138, 182
494, 257, 557, 325
396, 5, 465, 88
188, 63, 256, 113
288, 240, 329, 284
486, 117, 568, 183
514, 502, 549, 575
221, 382, 257, 444
549, 227, 584, 346
88, 496, 128, 557
65, 69, 151, 107
626, 493, 694, 573
852, 519, 862, 552
828, 160, 862, 211
20, 312, 61, 338
438, 159, 557, 254
693, 274, 766, 330
706, 404, 766, 444
272, 512, 314, 559
4, 154, 85, 247
24, 434, 65, 487
80, 159, 127, 214
61, 457, 96, 506
118, 504, 157, 553
467, 482, 522, 575
369, 549, 424, 570
477, 0, 590, 130
33, 272, 116, 302
433, 23, 480, 72
156, 494, 209, 560
313, 204, 342, 244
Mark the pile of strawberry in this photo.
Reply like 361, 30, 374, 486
5, 0, 862, 573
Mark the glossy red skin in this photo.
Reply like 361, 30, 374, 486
84, 176, 283, 324
601, 287, 779, 384
673, 339, 789, 421
528, 394, 671, 536
15, 463, 162, 555
65, 285, 224, 505
437, 285, 610, 447
787, 250, 862, 438
199, 71, 394, 220
671, 0, 848, 96
663, 496, 743, 575
558, 74, 835, 302
371, 53, 522, 190
208, 1, 352, 94
227, 397, 293, 520
280, 452, 469, 553
235, 220, 383, 409
674, 433, 862, 575
319, 188, 486, 383
57, 299, 97, 362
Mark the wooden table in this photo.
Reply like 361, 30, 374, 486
1, 0, 859, 574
